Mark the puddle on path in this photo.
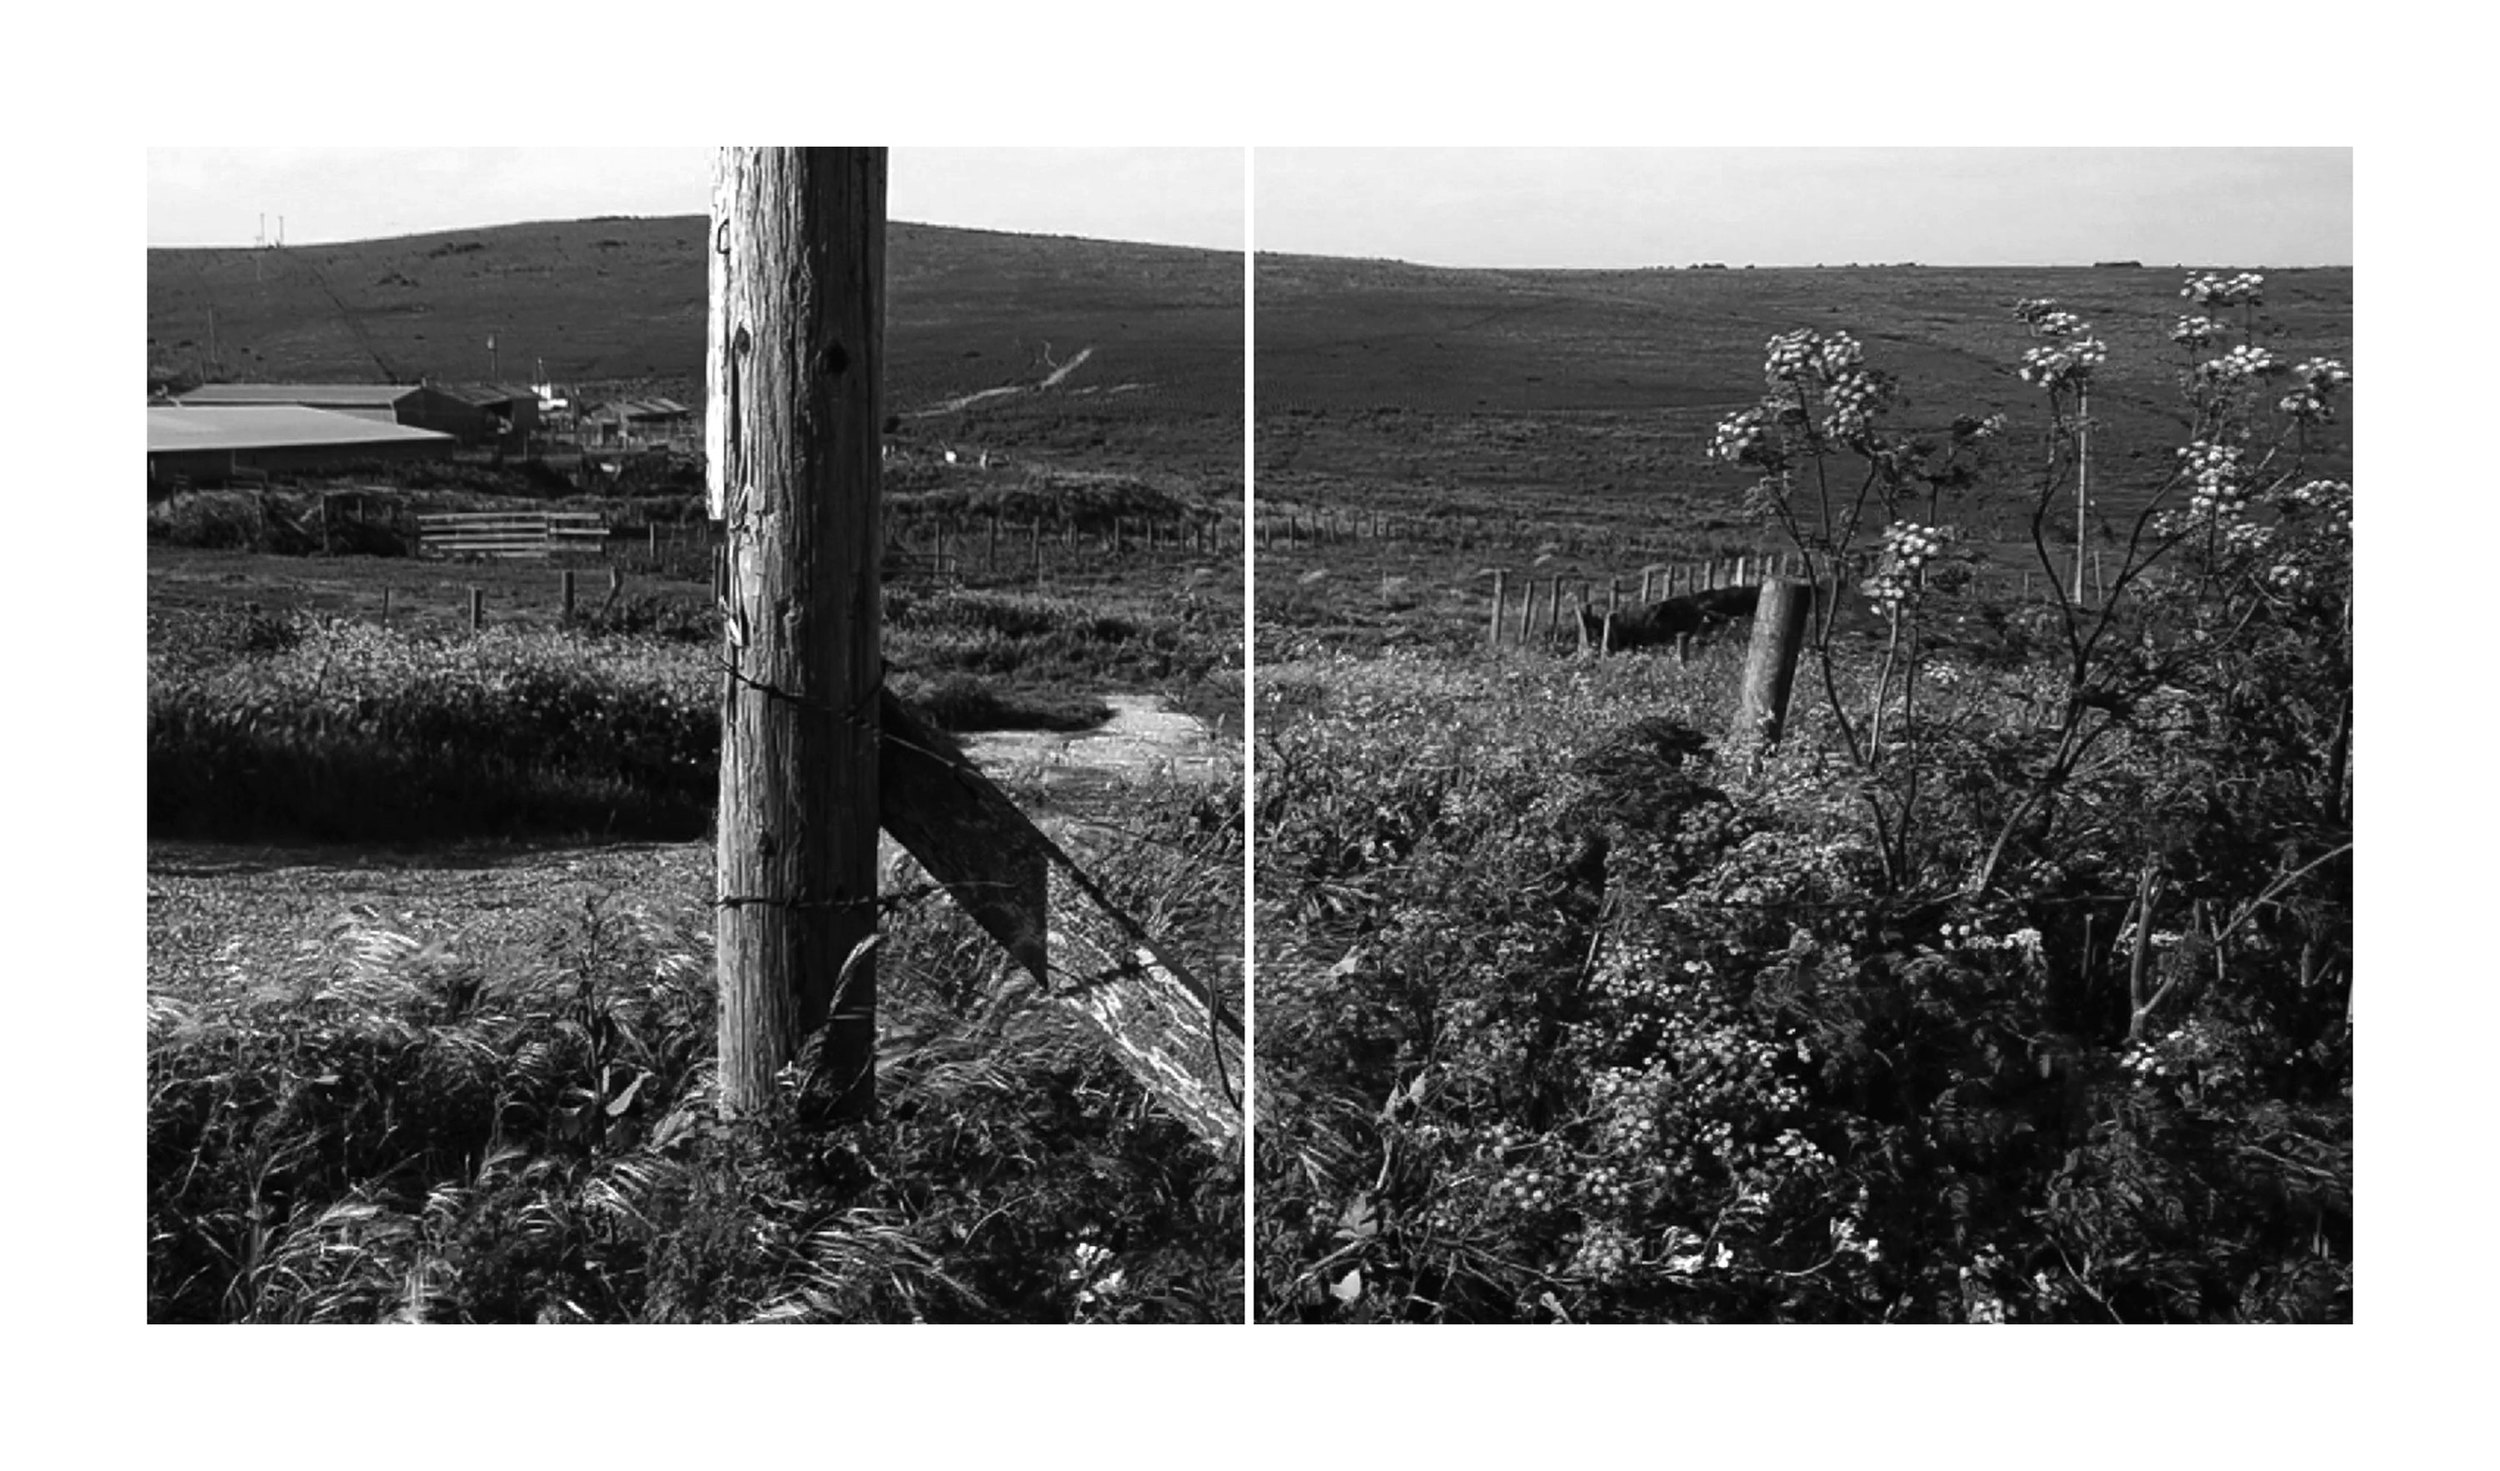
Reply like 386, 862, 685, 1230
959, 693, 1229, 799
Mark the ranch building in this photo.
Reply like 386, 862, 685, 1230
172, 381, 539, 451
148, 404, 455, 491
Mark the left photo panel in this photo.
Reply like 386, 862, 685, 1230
146, 147, 1248, 1323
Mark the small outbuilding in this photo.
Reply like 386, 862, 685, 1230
578, 396, 698, 450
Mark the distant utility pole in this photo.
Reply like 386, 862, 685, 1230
2074, 387, 2091, 604
710, 147, 887, 1120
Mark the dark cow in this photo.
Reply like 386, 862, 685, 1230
1579, 583, 1763, 653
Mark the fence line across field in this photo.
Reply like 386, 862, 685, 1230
1480, 547, 2146, 651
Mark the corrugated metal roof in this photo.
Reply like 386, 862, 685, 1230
148, 405, 456, 453
175, 383, 421, 408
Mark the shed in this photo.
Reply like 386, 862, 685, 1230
579, 396, 698, 449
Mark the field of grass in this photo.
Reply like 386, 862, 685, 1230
1255, 258, 2351, 565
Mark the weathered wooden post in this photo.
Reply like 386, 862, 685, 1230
561, 568, 576, 621
1729, 578, 1815, 757
379, 586, 391, 625
1488, 570, 1507, 648
468, 587, 484, 632
709, 146, 886, 1121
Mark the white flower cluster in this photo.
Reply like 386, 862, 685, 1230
2220, 516, 2274, 556
2198, 343, 2278, 384
2032, 309, 2088, 339
2278, 357, 2353, 421
1764, 329, 1818, 381
1763, 329, 1863, 385
2296, 357, 2350, 387
2280, 477, 2353, 528
2178, 440, 2247, 515
1813, 332, 1864, 378
2182, 271, 2266, 308
2018, 336, 2107, 389
1821, 367, 1888, 439
1941, 922, 2045, 960
1711, 405, 1773, 466
1863, 521, 1949, 614
2171, 314, 2226, 349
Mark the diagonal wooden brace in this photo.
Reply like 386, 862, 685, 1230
877, 691, 1243, 1148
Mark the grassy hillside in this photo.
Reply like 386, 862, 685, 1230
147, 218, 1245, 478
1254, 255, 2352, 534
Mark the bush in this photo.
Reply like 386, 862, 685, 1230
148, 619, 716, 843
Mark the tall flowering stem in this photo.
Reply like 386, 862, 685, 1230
1710, 330, 1995, 887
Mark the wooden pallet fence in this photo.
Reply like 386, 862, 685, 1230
416, 511, 607, 561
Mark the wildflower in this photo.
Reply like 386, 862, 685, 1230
2171, 314, 2225, 349
2197, 343, 2279, 385
2018, 335, 2106, 390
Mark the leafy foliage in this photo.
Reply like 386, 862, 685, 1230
1256, 274, 2350, 1322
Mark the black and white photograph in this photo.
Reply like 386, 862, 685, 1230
1250, 147, 2354, 1322
144, 147, 1248, 1323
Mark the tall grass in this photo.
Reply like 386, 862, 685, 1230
149, 817, 1243, 1322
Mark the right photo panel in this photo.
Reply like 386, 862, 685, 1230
1251, 148, 2353, 1323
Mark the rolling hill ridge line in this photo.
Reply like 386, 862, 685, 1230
148, 217, 1246, 410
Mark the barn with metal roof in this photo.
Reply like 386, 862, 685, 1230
171, 381, 541, 448
171, 383, 423, 421
148, 404, 455, 487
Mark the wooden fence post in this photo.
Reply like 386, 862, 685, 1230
1488, 570, 1507, 648
561, 568, 576, 621
469, 587, 484, 632
380, 586, 391, 625
710, 146, 885, 1121
1729, 579, 1815, 757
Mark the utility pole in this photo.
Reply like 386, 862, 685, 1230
710, 147, 887, 1120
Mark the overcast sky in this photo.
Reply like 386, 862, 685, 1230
1256, 148, 2351, 269
148, 147, 2347, 269
145, 147, 1248, 252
